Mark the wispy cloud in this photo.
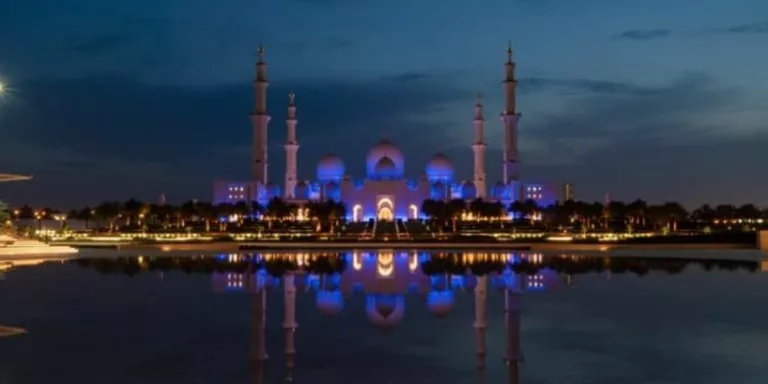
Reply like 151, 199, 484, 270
615, 29, 671, 41
518, 77, 654, 96
720, 21, 768, 34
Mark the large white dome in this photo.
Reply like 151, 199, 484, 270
366, 138, 405, 179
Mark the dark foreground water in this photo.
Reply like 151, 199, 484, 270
1, 251, 768, 384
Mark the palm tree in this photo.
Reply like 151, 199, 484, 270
691, 204, 716, 224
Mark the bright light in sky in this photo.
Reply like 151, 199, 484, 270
0, 81, 5, 95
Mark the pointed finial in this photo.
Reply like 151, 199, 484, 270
476, 92, 483, 106
506, 40, 513, 62
258, 44, 265, 62
289, 92, 295, 105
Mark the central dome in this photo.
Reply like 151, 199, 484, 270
366, 138, 405, 179
373, 156, 397, 178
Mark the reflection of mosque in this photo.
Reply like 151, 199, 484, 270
212, 251, 561, 383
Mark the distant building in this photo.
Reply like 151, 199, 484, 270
213, 44, 572, 219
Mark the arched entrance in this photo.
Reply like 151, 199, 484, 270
352, 204, 363, 222
376, 197, 395, 222
377, 207, 394, 221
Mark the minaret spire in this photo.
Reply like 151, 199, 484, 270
250, 44, 271, 188
472, 92, 487, 198
284, 92, 299, 199
500, 41, 521, 188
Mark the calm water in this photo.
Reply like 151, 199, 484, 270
1, 251, 768, 384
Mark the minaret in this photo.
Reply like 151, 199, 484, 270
503, 276, 523, 384
473, 274, 488, 370
250, 45, 271, 186
500, 41, 521, 185
284, 93, 299, 199
283, 273, 298, 382
472, 93, 487, 198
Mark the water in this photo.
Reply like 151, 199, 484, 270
1, 250, 767, 384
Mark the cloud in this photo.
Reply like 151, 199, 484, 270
615, 29, 671, 41
389, 72, 429, 84
720, 21, 768, 34
515, 74, 768, 205
0, 74, 468, 206
518, 77, 654, 96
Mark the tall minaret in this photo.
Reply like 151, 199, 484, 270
284, 93, 299, 199
500, 41, 521, 185
250, 45, 271, 185
473, 274, 488, 370
283, 273, 298, 382
503, 276, 523, 384
472, 93, 487, 198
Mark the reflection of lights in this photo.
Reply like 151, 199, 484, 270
408, 204, 419, 219
352, 251, 363, 271
376, 252, 394, 278
408, 252, 419, 272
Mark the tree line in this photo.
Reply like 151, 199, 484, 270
3, 197, 766, 232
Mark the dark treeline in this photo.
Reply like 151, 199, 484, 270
4, 197, 767, 232
72, 254, 760, 277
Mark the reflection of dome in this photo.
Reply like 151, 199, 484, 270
425, 153, 454, 181
366, 138, 405, 178
426, 290, 454, 318
366, 294, 405, 329
316, 153, 345, 182
316, 290, 344, 315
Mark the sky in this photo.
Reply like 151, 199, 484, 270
1, 0, 767, 208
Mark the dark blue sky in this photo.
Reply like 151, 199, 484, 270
1, 0, 767, 208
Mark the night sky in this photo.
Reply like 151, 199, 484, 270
1, 0, 767, 208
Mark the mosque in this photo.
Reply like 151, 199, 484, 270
212, 45, 573, 220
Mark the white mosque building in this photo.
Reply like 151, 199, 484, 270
213, 45, 573, 221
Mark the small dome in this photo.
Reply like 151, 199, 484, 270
265, 183, 280, 199
294, 181, 309, 199
426, 290, 455, 318
316, 153, 345, 182
461, 181, 477, 200
425, 153, 455, 181
316, 290, 344, 315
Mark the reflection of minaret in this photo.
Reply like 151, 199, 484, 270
283, 273, 298, 382
472, 93, 487, 198
249, 272, 268, 384
503, 277, 523, 384
473, 275, 488, 370
500, 41, 521, 185
250, 45, 271, 185
284, 93, 299, 199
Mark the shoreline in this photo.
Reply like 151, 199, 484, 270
53, 241, 757, 252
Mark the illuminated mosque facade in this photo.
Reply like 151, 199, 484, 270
212, 251, 550, 382
213, 45, 573, 221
